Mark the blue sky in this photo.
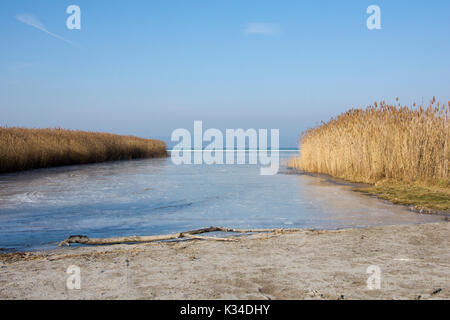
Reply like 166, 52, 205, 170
1, 0, 449, 147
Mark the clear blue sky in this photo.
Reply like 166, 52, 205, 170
1, 0, 449, 147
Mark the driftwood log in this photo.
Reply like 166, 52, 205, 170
59, 226, 300, 247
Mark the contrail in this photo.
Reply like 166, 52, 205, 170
15, 13, 78, 48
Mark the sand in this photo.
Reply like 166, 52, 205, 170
0, 221, 449, 300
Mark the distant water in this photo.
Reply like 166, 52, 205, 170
0, 151, 442, 251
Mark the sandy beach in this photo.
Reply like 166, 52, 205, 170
0, 221, 449, 300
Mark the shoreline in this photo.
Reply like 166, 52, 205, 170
1, 221, 449, 299
284, 167, 450, 216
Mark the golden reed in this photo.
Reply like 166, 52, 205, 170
0, 127, 167, 173
289, 98, 449, 186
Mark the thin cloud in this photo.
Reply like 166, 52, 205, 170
244, 23, 282, 36
15, 13, 78, 48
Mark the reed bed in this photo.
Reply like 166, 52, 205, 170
0, 127, 167, 173
289, 98, 449, 187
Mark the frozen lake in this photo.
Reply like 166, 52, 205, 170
0, 151, 442, 251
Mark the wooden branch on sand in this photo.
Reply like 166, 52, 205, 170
59, 226, 300, 247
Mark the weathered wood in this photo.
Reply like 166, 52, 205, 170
183, 234, 237, 242
58, 226, 300, 247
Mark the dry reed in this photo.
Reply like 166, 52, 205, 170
289, 98, 449, 187
0, 127, 167, 173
